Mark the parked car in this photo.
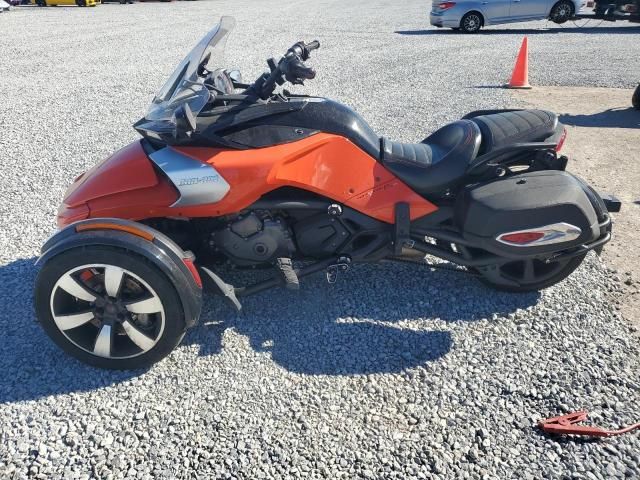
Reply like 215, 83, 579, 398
430, 0, 586, 32
32, 0, 100, 5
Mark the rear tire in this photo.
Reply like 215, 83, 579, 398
460, 12, 483, 33
633, 84, 640, 110
549, 0, 574, 24
477, 253, 587, 292
35, 246, 187, 370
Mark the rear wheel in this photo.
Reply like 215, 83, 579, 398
460, 12, 483, 33
35, 246, 187, 370
477, 253, 587, 292
549, 0, 574, 24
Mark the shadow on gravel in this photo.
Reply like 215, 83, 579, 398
0, 257, 539, 400
560, 108, 640, 129
395, 26, 640, 35
0, 258, 142, 404
194, 261, 540, 375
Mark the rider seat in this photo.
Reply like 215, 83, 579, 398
381, 119, 481, 196
380, 109, 559, 196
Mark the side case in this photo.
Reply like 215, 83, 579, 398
455, 171, 605, 257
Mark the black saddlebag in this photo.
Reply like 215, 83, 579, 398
455, 171, 607, 257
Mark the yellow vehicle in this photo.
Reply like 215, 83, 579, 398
33, 0, 100, 6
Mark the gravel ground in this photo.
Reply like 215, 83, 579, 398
1, 1, 639, 479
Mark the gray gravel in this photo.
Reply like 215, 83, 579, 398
1, 1, 639, 479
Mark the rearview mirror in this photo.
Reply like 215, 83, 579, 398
227, 69, 243, 85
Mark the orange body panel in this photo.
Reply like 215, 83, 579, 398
58, 133, 437, 226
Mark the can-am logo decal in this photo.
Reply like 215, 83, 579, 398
177, 174, 222, 186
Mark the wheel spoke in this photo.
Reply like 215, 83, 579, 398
93, 324, 112, 357
53, 311, 94, 330
522, 259, 536, 283
104, 266, 125, 298
125, 296, 162, 315
122, 320, 155, 352
57, 273, 96, 302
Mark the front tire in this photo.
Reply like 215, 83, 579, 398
549, 0, 574, 24
460, 12, 483, 33
35, 246, 187, 370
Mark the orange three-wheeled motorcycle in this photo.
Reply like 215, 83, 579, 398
35, 17, 620, 369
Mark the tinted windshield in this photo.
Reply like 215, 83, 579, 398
144, 16, 235, 123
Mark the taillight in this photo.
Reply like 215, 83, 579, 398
496, 223, 582, 247
438, 1, 456, 9
499, 232, 545, 245
555, 127, 567, 152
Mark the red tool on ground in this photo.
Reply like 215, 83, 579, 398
539, 411, 640, 438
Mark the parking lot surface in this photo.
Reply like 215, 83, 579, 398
0, 1, 639, 478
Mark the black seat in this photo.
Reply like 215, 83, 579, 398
381, 119, 481, 195
468, 109, 558, 154
380, 109, 560, 196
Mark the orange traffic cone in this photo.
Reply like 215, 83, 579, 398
506, 37, 532, 89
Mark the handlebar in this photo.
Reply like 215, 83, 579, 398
248, 40, 321, 99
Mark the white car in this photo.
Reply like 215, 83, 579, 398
430, 0, 586, 32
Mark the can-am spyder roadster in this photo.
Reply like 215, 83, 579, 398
35, 17, 620, 369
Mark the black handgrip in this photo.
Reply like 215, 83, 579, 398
284, 57, 316, 84
305, 40, 320, 52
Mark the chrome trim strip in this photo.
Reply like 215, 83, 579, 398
149, 147, 230, 208
496, 222, 582, 247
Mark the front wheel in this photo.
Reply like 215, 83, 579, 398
476, 253, 587, 292
460, 12, 483, 33
549, 0, 574, 24
35, 246, 187, 369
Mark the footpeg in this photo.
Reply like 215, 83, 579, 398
326, 256, 351, 284
276, 258, 299, 290
201, 267, 242, 311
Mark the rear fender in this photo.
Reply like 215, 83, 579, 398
38, 219, 202, 328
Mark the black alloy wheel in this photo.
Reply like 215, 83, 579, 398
35, 246, 186, 369
477, 253, 587, 292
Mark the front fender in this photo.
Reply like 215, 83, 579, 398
38, 219, 202, 328
57, 141, 179, 228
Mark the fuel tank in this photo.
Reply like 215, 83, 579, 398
209, 98, 382, 158
57, 141, 179, 227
